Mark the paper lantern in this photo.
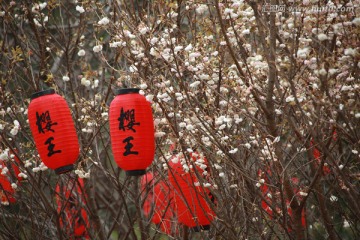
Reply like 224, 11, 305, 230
0, 152, 22, 205
141, 172, 175, 234
259, 170, 306, 229
168, 152, 215, 231
310, 130, 337, 175
0, 176, 15, 205
310, 140, 331, 175
56, 178, 89, 239
28, 89, 79, 174
109, 88, 155, 176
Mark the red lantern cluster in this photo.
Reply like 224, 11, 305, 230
28, 89, 79, 174
259, 170, 306, 229
0, 151, 22, 205
109, 88, 155, 176
141, 172, 175, 235
168, 152, 215, 231
56, 178, 89, 239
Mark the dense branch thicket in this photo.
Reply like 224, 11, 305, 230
0, 0, 359, 239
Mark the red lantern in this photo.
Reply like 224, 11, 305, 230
28, 89, 79, 174
259, 170, 306, 230
168, 152, 215, 231
109, 88, 155, 176
141, 172, 175, 234
0, 151, 22, 205
310, 140, 331, 175
0, 176, 15, 205
56, 178, 89, 239
310, 130, 337, 175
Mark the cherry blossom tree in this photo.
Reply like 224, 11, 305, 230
0, 0, 359, 239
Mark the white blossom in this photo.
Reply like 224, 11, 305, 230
229, 148, 238, 154
76, 5, 85, 13
174, 46, 183, 53
80, 78, 90, 87
186, 125, 194, 131
344, 48, 357, 56
18, 172, 28, 179
77, 49, 86, 56
189, 81, 201, 88
330, 195, 338, 202
179, 122, 186, 128
203, 183, 211, 188
214, 164, 222, 170
10, 127, 18, 136
352, 150, 358, 154
93, 79, 99, 88
129, 65, 138, 73
196, 4, 208, 15
185, 44, 192, 51
10, 120, 20, 136
39, 2, 47, 10
39, 162, 48, 171
11, 183, 17, 189
93, 45, 103, 53
286, 95, 295, 103
98, 17, 110, 25
145, 94, 154, 102
139, 26, 149, 35
352, 18, 360, 26
62, 76, 70, 82
297, 48, 309, 58
317, 33, 328, 41
155, 132, 166, 138
275, 109, 282, 115
150, 37, 158, 45
139, 83, 148, 89
1, 167, 8, 175
101, 112, 108, 119
299, 191, 308, 196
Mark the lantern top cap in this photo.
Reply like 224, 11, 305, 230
115, 88, 140, 95
31, 89, 55, 100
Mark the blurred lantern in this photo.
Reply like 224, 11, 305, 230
109, 88, 155, 176
310, 139, 332, 175
141, 172, 175, 235
56, 178, 89, 239
0, 175, 15, 205
28, 89, 79, 174
310, 129, 336, 176
259, 170, 306, 230
168, 152, 215, 231
0, 150, 22, 205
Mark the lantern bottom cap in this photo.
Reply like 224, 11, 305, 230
55, 165, 74, 175
125, 169, 146, 176
191, 225, 210, 232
